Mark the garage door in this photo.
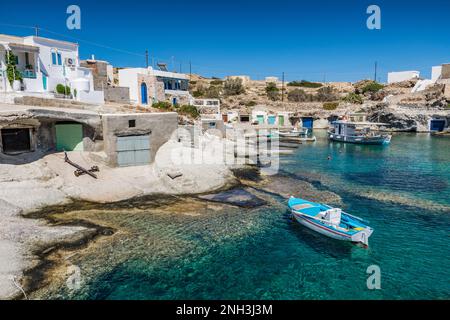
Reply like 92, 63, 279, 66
302, 117, 314, 129
117, 135, 150, 167
56, 123, 83, 151
1, 128, 31, 153
430, 119, 445, 132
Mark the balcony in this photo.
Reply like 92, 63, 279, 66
20, 69, 37, 79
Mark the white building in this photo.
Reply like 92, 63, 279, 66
0, 34, 104, 104
191, 99, 221, 120
118, 67, 190, 106
387, 71, 420, 84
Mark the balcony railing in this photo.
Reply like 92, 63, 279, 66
20, 70, 37, 79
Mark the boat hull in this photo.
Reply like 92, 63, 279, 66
292, 211, 373, 246
292, 212, 352, 242
328, 133, 391, 145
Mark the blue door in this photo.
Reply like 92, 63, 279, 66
117, 135, 151, 167
141, 83, 148, 105
172, 97, 177, 105
430, 119, 445, 132
302, 117, 314, 129
268, 116, 276, 125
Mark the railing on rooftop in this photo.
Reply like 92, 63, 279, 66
20, 70, 37, 79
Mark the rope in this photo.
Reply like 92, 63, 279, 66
10, 276, 28, 300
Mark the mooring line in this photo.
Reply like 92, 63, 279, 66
10, 276, 28, 300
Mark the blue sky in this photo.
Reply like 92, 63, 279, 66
1, 0, 449, 82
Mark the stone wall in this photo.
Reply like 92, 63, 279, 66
102, 112, 178, 167
80, 60, 109, 91
104, 86, 130, 104
441, 64, 450, 79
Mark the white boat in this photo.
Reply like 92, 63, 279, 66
328, 121, 391, 145
275, 128, 317, 142
288, 197, 374, 247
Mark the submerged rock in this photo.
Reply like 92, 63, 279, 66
198, 188, 267, 208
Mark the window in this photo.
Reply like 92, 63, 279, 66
128, 120, 136, 128
52, 51, 62, 65
208, 122, 217, 129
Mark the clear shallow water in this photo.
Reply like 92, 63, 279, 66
40, 133, 450, 300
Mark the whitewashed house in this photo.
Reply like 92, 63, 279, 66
0, 34, 104, 104
387, 71, 420, 84
118, 67, 190, 106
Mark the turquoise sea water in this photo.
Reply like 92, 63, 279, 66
51, 132, 450, 300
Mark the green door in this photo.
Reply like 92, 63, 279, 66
56, 124, 84, 151
278, 115, 285, 126
257, 115, 264, 125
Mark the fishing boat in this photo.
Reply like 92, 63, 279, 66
275, 128, 317, 142
288, 197, 374, 247
328, 121, 391, 145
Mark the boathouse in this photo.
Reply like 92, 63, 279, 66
102, 112, 178, 167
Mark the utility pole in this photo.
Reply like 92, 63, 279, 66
189, 61, 192, 81
171, 56, 175, 72
34, 25, 39, 37
374, 61, 378, 82
179, 62, 182, 73
281, 72, 285, 102
145, 50, 149, 68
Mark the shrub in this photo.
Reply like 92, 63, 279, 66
288, 80, 322, 88
323, 102, 339, 110
56, 84, 71, 95
152, 101, 173, 110
178, 105, 200, 119
265, 82, 280, 101
245, 100, 257, 107
210, 80, 223, 86
317, 86, 338, 102
223, 78, 245, 96
287, 88, 309, 102
5, 51, 22, 85
361, 81, 384, 94
192, 90, 203, 98
204, 86, 221, 99
342, 92, 363, 104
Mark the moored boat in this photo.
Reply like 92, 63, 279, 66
328, 121, 391, 145
288, 197, 374, 247
275, 128, 317, 142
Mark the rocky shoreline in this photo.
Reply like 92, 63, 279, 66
0, 137, 240, 299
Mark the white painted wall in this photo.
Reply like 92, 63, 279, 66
77, 90, 104, 105
118, 68, 147, 103
432, 66, 442, 82
387, 71, 420, 84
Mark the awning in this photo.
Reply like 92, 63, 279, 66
8, 43, 40, 53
